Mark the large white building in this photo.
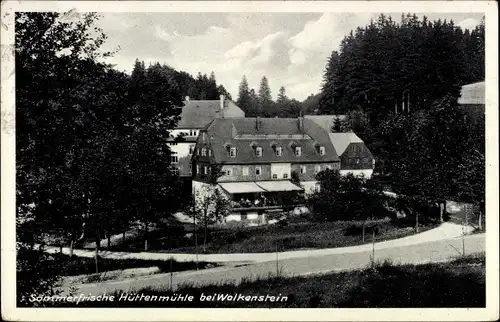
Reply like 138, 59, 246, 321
168, 95, 245, 177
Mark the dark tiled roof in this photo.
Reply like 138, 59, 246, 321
458, 81, 485, 105
201, 117, 339, 164
176, 99, 245, 129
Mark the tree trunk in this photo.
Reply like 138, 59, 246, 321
123, 230, 126, 243
415, 212, 419, 233
107, 234, 111, 249
95, 236, 100, 274
362, 221, 366, 243
439, 201, 445, 223
69, 239, 74, 258
194, 214, 198, 270
203, 210, 208, 253
478, 210, 483, 231
144, 221, 149, 252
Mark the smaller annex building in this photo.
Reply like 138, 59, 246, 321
305, 115, 375, 178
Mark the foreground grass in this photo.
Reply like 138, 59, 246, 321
155, 219, 437, 253
46, 254, 485, 308
48, 253, 215, 276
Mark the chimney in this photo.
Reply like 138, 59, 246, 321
185, 96, 190, 102
256, 116, 260, 131
298, 116, 304, 133
219, 94, 225, 119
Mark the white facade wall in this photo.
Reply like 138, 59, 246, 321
270, 163, 291, 179
168, 142, 195, 158
340, 169, 373, 179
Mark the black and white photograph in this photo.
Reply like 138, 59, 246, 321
1, 1, 498, 321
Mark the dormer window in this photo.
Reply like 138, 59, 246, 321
230, 147, 237, 157
256, 146, 263, 157
202, 132, 206, 141
275, 146, 282, 157
319, 146, 325, 156
201, 148, 206, 156
295, 147, 302, 156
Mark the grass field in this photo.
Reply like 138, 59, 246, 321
47, 253, 485, 308
112, 217, 438, 254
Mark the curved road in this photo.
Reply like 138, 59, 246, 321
64, 233, 485, 295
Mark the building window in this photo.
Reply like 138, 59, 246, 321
230, 147, 237, 157
189, 145, 195, 155
319, 146, 325, 156
196, 164, 200, 174
275, 146, 282, 156
356, 158, 360, 164
197, 148, 200, 155
300, 165, 306, 174
283, 173, 288, 179
326, 164, 332, 170
255, 167, 261, 176
202, 132, 206, 141
170, 167, 179, 175
315, 165, 321, 174
204, 166, 208, 175
256, 146, 263, 157
170, 154, 178, 164
242, 167, 249, 176
189, 130, 194, 136
208, 149, 211, 157
201, 148, 206, 156
272, 174, 278, 179
295, 146, 302, 156
226, 167, 233, 176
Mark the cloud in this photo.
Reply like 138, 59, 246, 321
97, 12, 484, 101
457, 18, 480, 30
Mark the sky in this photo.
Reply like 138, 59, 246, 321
96, 12, 484, 101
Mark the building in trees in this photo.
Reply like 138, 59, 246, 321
328, 133, 375, 179
305, 115, 375, 178
458, 81, 485, 124
168, 95, 245, 179
191, 117, 340, 224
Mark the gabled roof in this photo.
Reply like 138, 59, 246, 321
201, 117, 339, 164
304, 115, 346, 132
328, 133, 363, 155
458, 81, 485, 105
176, 99, 245, 129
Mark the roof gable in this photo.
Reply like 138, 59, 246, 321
176, 99, 245, 129
458, 81, 485, 105
328, 133, 363, 155
304, 115, 346, 132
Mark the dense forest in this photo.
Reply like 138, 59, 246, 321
319, 13, 485, 116
313, 14, 485, 218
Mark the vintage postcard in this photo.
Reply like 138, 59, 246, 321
1, 1, 498, 321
